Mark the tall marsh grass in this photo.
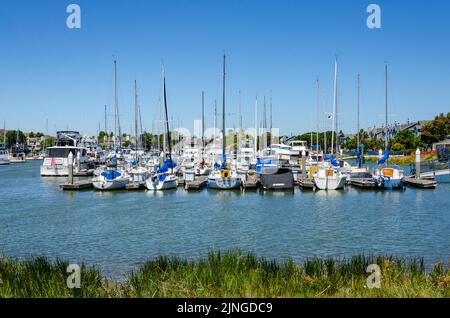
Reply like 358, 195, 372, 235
0, 251, 448, 298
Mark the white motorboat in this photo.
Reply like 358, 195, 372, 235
0, 148, 10, 165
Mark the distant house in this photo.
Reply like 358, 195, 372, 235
367, 120, 430, 141
399, 120, 430, 136
433, 136, 450, 161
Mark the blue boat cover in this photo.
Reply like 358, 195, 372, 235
157, 159, 177, 173
330, 155, 339, 167
377, 148, 390, 165
101, 170, 122, 180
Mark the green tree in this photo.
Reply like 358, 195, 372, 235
389, 130, 417, 150
420, 113, 450, 147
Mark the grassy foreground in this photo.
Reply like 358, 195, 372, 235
0, 250, 448, 298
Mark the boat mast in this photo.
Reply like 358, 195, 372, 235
357, 74, 360, 153
384, 63, 388, 150
316, 79, 320, 152
254, 96, 258, 157
113, 59, 122, 151
162, 67, 173, 174
222, 54, 226, 164
331, 58, 338, 157
134, 80, 139, 161
270, 91, 273, 145
202, 91, 205, 156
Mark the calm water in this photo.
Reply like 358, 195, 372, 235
0, 160, 449, 279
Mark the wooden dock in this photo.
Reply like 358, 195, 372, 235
184, 176, 208, 190
59, 180, 93, 191
404, 176, 437, 189
299, 179, 316, 190
349, 178, 375, 189
241, 173, 259, 191
126, 183, 146, 190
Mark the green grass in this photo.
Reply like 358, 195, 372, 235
0, 251, 449, 298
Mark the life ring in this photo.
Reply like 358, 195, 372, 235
221, 170, 229, 178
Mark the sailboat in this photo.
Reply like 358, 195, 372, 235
127, 80, 150, 188
0, 122, 10, 165
93, 59, 129, 190
313, 58, 347, 190
146, 65, 178, 191
207, 54, 242, 190
372, 63, 404, 190
9, 129, 27, 163
343, 74, 371, 180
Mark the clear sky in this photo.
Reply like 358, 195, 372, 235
0, 0, 449, 137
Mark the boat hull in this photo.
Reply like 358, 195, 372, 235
40, 165, 69, 176
314, 175, 347, 190
145, 176, 178, 191
93, 179, 128, 190
260, 168, 294, 190
0, 159, 10, 165
207, 177, 242, 189
373, 177, 404, 189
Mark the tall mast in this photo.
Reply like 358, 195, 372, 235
113, 59, 122, 150
201, 91, 205, 155
254, 96, 258, 156
316, 79, 320, 152
222, 54, 226, 163
331, 58, 338, 156
385, 63, 388, 149
134, 80, 138, 159
270, 91, 273, 145
138, 99, 143, 151
357, 74, 361, 153
162, 67, 173, 173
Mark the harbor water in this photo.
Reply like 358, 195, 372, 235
0, 160, 449, 280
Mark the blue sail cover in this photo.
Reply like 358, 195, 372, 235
377, 148, 390, 165
101, 170, 122, 180
330, 155, 339, 167
220, 154, 228, 169
157, 159, 177, 173
356, 150, 362, 168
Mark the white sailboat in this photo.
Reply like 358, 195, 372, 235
314, 58, 347, 190
93, 59, 129, 190
146, 65, 178, 191
372, 63, 404, 190
208, 54, 242, 190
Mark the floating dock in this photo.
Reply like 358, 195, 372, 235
184, 176, 208, 190
241, 172, 259, 191
298, 179, 316, 190
349, 178, 375, 189
404, 176, 437, 189
126, 183, 146, 190
59, 180, 93, 191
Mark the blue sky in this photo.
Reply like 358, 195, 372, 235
0, 0, 449, 137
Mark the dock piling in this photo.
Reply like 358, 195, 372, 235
68, 152, 74, 185
415, 148, 421, 179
